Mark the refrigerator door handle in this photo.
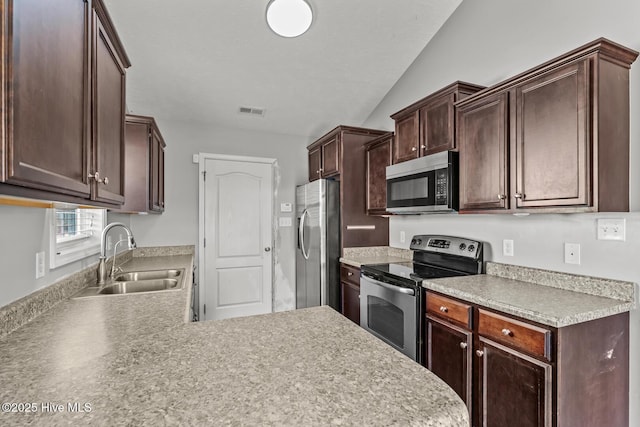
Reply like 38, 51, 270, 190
299, 209, 310, 260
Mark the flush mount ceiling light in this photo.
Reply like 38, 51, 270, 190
266, 0, 313, 38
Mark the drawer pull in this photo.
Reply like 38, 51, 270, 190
501, 328, 512, 336
476, 349, 484, 358
439, 306, 448, 313
347, 272, 353, 276
459, 342, 468, 349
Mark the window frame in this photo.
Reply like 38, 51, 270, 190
49, 207, 106, 269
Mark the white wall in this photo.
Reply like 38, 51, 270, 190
129, 118, 308, 312
363, 0, 640, 423
0, 208, 131, 307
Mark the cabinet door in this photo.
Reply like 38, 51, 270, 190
426, 316, 473, 410
2, 0, 91, 198
321, 136, 340, 177
514, 60, 590, 208
340, 281, 360, 324
150, 127, 165, 212
420, 93, 455, 156
478, 338, 552, 427
393, 112, 419, 163
366, 137, 392, 215
92, 6, 126, 204
458, 92, 509, 211
308, 147, 321, 182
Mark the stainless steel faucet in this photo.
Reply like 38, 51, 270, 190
97, 222, 137, 285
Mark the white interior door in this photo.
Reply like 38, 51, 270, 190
201, 156, 273, 320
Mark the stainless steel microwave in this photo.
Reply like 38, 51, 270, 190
386, 151, 458, 214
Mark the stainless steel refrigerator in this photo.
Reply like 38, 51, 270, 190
295, 179, 340, 311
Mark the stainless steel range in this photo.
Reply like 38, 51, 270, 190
360, 235, 483, 363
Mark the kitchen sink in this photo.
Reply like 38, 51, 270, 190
98, 278, 179, 294
72, 268, 185, 298
114, 269, 182, 282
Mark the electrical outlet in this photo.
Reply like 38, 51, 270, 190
400, 231, 406, 243
35, 251, 45, 279
503, 239, 514, 256
597, 218, 625, 241
564, 243, 581, 265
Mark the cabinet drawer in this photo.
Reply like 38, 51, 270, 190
426, 293, 471, 329
478, 309, 552, 361
340, 264, 360, 287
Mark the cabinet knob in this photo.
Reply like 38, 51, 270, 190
501, 328, 512, 336
476, 349, 484, 358
347, 272, 353, 276
439, 306, 448, 313
411, 147, 417, 152
421, 145, 426, 149
88, 171, 108, 185
497, 194, 506, 200
514, 193, 525, 199
459, 342, 468, 349
264, 247, 271, 252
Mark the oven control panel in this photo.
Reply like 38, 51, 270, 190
410, 235, 482, 259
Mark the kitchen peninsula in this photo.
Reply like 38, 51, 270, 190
0, 250, 467, 426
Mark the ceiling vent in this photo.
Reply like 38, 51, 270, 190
239, 106, 266, 117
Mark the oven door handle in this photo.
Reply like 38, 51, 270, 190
364, 277, 415, 296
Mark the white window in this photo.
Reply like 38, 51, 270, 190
49, 208, 106, 269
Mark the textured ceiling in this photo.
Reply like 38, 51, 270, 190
103, 0, 462, 139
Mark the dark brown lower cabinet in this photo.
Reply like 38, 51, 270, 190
340, 263, 360, 324
426, 316, 473, 409
478, 338, 551, 427
341, 281, 360, 325
425, 291, 629, 427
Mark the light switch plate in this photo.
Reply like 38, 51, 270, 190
192, 154, 199, 164
279, 217, 292, 227
400, 231, 406, 243
564, 243, 581, 265
597, 218, 625, 241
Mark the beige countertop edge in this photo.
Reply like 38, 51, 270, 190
422, 280, 634, 328
340, 256, 409, 268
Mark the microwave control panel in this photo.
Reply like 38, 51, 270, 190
435, 168, 448, 205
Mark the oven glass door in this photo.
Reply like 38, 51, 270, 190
360, 275, 417, 360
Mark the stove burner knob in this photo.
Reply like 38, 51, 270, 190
468, 244, 475, 252
459, 243, 467, 251
416, 239, 422, 245
411, 239, 417, 245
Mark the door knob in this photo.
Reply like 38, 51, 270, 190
264, 247, 271, 252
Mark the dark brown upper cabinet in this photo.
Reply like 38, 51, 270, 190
390, 81, 485, 164
119, 115, 166, 214
307, 126, 389, 249
365, 132, 393, 215
0, 0, 130, 206
308, 133, 340, 181
457, 38, 638, 214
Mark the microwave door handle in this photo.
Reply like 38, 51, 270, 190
299, 209, 310, 260
366, 277, 415, 296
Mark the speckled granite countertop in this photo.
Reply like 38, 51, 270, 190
340, 246, 411, 268
423, 262, 636, 328
0, 258, 467, 426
